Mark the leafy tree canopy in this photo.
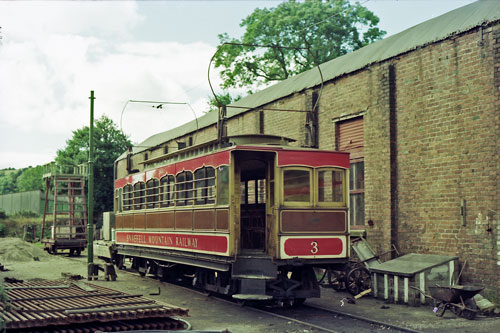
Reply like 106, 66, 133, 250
0, 169, 22, 194
214, 0, 385, 90
207, 92, 242, 112
56, 115, 132, 217
17, 166, 44, 192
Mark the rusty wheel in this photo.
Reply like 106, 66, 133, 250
346, 267, 371, 296
327, 270, 345, 291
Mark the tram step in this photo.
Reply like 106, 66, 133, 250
236, 278, 268, 296
232, 256, 277, 280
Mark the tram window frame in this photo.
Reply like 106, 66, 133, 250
217, 165, 229, 206
146, 178, 159, 209
115, 188, 123, 212
317, 168, 346, 207
123, 184, 133, 211
114, 189, 119, 212
176, 171, 194, 206
241, 179, 266, 205
160, 175, 175, 207
282, 167, 312, 206
133, 182, 146, 210
195, 167, 215, 205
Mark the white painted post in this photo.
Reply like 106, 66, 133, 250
394, 275, 399, 303
419, 272, 426, 304
404, 277, 409, 304
384, 274, 389, 300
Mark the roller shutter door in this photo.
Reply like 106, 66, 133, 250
336, 117, 363, 160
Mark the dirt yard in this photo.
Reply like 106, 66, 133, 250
0, 238, 317, 332
2, 237, 500, 333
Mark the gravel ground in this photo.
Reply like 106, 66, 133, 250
1, 238, 500, 333
0, 238, 317, 332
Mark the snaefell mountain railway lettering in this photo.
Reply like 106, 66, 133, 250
126, 233, 199, 249
126, 234, 147, 244
122, 232, 201, 249
176, 236, 198, 248
148, 235, 174, 246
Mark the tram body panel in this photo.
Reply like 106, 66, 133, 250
110, 140, 350, 302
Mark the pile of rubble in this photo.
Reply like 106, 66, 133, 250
0, 237, 48, 263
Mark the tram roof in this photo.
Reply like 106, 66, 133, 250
120, 0, 500, 161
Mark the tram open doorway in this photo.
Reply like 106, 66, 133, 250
235, 151, 275, 254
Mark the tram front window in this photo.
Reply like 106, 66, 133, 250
283, 169, 311, 203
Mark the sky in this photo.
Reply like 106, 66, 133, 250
0, 0, 477, 170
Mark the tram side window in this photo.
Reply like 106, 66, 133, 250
146, 178, 159, 208
195, 167, 215, 205
241, 179, 266, 205
160, 175, 175, 207
133, 182, 145, 210
176, 171, 194, 206
118, 188, 122, 212
283, 169, 311, 203
318, 169, 344, 204
217, 166, 229, 205
123, 184, 133, 211
114, 189, 119, 212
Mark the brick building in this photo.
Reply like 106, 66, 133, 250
118, 0, 500, 294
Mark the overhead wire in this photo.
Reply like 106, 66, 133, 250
120, 99, 200, 149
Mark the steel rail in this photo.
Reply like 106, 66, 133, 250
304, 303, 422, 333
245, 305, 341, 333
133, 268, 424, 333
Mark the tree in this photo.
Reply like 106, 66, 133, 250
0, 169, 22, 194
56, 115, 132, 219
17, 166, 44, 192
206, 92, 242, 113
214, 0, 385, 90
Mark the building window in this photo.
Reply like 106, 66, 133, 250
350, 161, 365, 226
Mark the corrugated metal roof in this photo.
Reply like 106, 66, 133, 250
121, 0, 500, 160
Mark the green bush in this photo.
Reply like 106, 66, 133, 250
13, 210, 38, 218
0, 210, 6, 219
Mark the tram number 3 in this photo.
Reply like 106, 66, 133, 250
310, 241, 319, 254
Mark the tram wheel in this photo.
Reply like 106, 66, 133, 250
346, 267, 371, 296
327, 270, 345, 291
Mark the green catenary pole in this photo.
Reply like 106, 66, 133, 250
87, 90, 95, 279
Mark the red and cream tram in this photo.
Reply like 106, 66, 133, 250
110, 135, 350, 304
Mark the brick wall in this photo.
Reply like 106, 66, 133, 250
120, 22, 500, 291
394, 26, 499, 290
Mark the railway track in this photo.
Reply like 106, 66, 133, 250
113, 266, 422, 333
252, 303, 422, 333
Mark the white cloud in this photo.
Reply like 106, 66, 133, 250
0, 1, 222, 169
0, 1, 142, 42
